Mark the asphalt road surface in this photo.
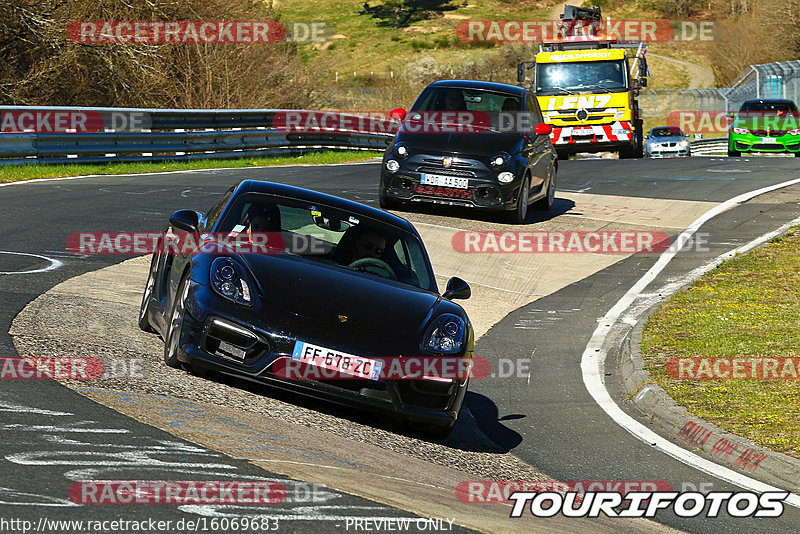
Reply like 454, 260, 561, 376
1, 156, 799, 533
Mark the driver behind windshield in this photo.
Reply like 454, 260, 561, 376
335, 224, 386, 265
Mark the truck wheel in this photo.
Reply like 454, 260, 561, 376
634, 119, 644, 158
618, 145, 634, 159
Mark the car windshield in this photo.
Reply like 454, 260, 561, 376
411, 87, 521, 113
217, 193, 434, 291
536, 60, 628, 94
739, 101, 798, 114
408, 87, 527, 133
650, 127, 683, 137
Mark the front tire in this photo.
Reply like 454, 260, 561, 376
138, 250, 159, 333
507, 176, 529, 224
728, 149, 741, 157
164, 273, 190, 369
535, 167, 556, 211
619, 145, 635, 159
379, 194, 401, 211
634, 119, 644, 158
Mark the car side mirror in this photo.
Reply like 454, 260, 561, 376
390, 108, 407, 121
443, 277, 471, 300
169, 209, 200, 233
534, 122, 552, 135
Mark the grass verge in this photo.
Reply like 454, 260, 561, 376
0, 150, 380, 184
641, 227, 800, 458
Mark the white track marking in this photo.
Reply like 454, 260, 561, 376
0, 160, 381, 189
0, 251, 62, 275
581, 176, 800, 508
0, 402, 71, 416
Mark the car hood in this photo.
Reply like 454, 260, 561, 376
394, 131, 523, 156
647, 136, 686, 143
239, 253, 445, 358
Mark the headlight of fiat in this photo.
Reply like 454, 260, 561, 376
788, 128, 800, 135
385, 159, 400, 173
490, 152, 510, 169
394, 143, 409, 159
211, 257, 254, 306
423, 314, 466, 354
733, 127, 749, 135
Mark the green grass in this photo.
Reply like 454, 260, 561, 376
281, 0, 553, 77
641, 227, 800, 458
0, 151, 379, 183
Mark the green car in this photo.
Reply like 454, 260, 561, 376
728, 99, 800, 157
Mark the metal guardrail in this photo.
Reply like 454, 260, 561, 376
0, 106, 395, 165
689, 137, 727, 155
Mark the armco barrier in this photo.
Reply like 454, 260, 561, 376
0, 106, 395, 165
689, 137, 727, 156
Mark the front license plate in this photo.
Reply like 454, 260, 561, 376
421, 173, 468, 189
760, 137, 778, 143
291, 341, 383, 381
217, 341, 246, 360
572, 127, 594, 135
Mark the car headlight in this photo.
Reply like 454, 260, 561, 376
423, 314, 466, 354
788, 128, 800, 135
679, 139, 689, 147
394, 143, 409, 159
385, 159, 400, 173
613, 109, 626, 120
490, 152, 510, 169
498, 172, 515, 183
733, 127, 749, 135
211, 257, 254, 306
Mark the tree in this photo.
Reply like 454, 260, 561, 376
363, 0, 456, 29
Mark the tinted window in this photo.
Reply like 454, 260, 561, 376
740, 101, 798, 113
411, 87, 521, 113
203, 187, 234, 229
218, 193, 434, 291
650, 127, 683, 137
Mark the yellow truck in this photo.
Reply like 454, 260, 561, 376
517, 7, 649, 159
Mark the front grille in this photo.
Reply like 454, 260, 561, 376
752, 143, 786, 150
421, 158, 475, 168
750, 130, 787, 137
416, 166, 475, 178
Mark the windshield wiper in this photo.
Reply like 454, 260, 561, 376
543, 87, 576, 95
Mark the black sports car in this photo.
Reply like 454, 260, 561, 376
139, 180, 473, 438
379, 79, 557, 223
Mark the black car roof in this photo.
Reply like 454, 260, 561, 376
235, 180, 417, 234
427, 79, 527, 96
742, 99, 795, 104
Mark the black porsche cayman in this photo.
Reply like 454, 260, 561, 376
138, 180, 473, 438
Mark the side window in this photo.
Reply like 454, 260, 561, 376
393, 239, 409, 267
203, 187, 234, 229
527, 93, 544, 125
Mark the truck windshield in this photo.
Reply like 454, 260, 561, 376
536, 60, 627, 94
